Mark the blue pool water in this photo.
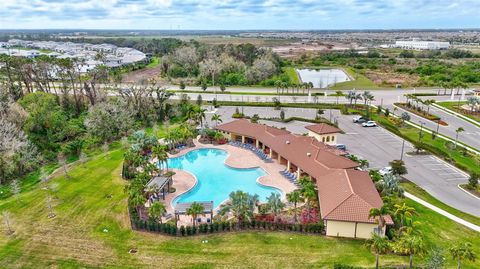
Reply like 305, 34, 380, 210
167, 148, 282, 208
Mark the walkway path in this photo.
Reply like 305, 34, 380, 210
405, 192, 480, 232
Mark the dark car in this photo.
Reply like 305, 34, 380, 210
335, 144, 347, 151
353, 116, 368, 123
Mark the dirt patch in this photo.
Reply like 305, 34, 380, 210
122, 66, 162, 84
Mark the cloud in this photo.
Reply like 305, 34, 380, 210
0, 0, 478, 29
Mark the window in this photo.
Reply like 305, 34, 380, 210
326, 136, 330, 142
331, 136, 335, 142
322, 137, 325, 142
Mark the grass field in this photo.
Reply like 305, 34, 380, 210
0, 148, 479, 268
283, 67, 301, 84
145, 56, 160, 69
330, 67, 377, 90
401, 182, 480, 226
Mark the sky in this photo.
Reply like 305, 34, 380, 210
0, 0, 479, 30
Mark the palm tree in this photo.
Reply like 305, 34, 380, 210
466, 96, 479, 113
286, 190, 304, 223
392, 235, 426, 269
152, 145, 168, 173
454, 127, 465, 148
186, 202, 204, 228
365, 233, 390, 269
149, 201, 166, 223
129, 191, 146, 215
218, 190, 258, 227
298, 176, 317, 218
335, 90, 344, 104
274, 80, 282, 96
393, 203, 417, 231
368, 205, 391, 235
211, 114, 222, 127
449, 242, 477, 269
362, 91, 375, 105
423, 99, 436, 115
345, 90, 356, 106
266, 192, 285, 221
354, 92, 363, 107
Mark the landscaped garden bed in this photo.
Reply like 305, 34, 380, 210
395, 102, 448, 126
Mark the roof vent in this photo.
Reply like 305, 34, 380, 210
307, 152, 311, 157
286, 141, 290, 144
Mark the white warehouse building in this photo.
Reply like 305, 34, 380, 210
394, 40, 450, 50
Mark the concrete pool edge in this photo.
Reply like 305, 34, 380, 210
166, 145, 290, 210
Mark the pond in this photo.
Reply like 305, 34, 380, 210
296, 68, 351, 88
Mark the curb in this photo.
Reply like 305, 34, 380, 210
432, 103, 480, 128
457, 184, 480, 201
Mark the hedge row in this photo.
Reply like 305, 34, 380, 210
130, 205, 325, 236
214, 101, 349, 110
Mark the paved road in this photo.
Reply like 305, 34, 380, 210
209, 106, 480, 217
385, 103, 480, 150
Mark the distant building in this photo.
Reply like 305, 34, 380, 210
305, 123, 341, 146
394, 40, 450, 50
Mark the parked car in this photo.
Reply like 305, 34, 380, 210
335, 144, 347, 151
379, 166, 393, 176
362, 121, 377, 127
353, 116, 368, 123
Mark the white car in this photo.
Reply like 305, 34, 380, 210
379, 166, 392, 176
362, 121, 377, 127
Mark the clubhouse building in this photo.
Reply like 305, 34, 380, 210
216, 119, 392, 239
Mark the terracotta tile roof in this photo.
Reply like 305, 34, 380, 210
317, 169, 393, 224
216, 120, 389, 224
305, 123, 342, 135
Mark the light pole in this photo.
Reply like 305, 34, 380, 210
400, 139, 405, 161
419, 121, 426, 142
436, 117, 441, 133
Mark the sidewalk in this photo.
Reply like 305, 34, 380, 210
405, 192, 480, 232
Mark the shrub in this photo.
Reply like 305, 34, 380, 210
180, 225, 186, 236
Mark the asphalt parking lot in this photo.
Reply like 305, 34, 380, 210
336, 113, 479, 217
206, 106, 480, 216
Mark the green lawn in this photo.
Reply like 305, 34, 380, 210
0, 148, 479, 268
331, 67, 377, 90
283, 67, 301, 84
401, 182, 480, 226
145, 56, 160, 69
436, 101, 480, 126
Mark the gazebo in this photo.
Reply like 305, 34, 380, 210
146, 175, 172, 200
174, 201, 214, 225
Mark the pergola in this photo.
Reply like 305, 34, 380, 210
174, 201, 214, 225
146, 175, 172, 200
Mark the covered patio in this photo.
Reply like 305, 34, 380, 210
174, 201, 214, 226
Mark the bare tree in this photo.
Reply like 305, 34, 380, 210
10, 179, 21, 203
57, 153, 70, 179
46, 195, 56, 219
102, 143, 110, 159
79, 151, 88, 166
2, 211, 14, 235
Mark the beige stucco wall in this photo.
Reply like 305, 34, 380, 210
326, 220, 380, 239
308, 131, 337, 145
356, 223, 382, 239
326, 220, 356, 238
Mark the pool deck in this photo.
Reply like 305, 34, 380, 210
163, 140, 298, 218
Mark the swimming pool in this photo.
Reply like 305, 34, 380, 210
167, 148, 282, 208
